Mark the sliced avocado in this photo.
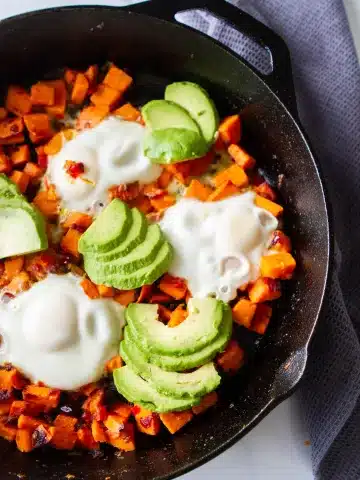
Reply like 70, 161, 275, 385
143, 128, 208, 164
94, 208, 147, 262
124, 304, 232, 371
88, 241, 173, 290
165, 82, 219, 145
113, 366, 201, 413
126, 298, 223, 355
120, 340, 220, 399
0, 174, 21, 197
142, 99, 201, 134
85, 224, 164, 276
79, 199, 132, 254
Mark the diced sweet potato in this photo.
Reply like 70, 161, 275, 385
149, 292, 173, 304
77, 426, 99, 450
23, 162, 44, 179
71, 73, 89, 105
6, 86, 32, 116
43, 132, 63, 156
160, 411, 193, 434
103, 65, 133, 93
254, 182, 276, 201
91, 420, 107, 443
80, 383, 98, 397
62, 212, 93, 230
110, 403, 132, 423
24, 113, 54, 143
158, 305, 172, 322
217, 340, 245, 373
207, 180, 239, 201
51, 415, 78, 450
107, 423, 135, 451
64, 69, 77, 86
30, 82, 55, 106
83, 389, 106, 422
192, 391, 218, 415
90, 84, 121, 109
10, 400, 43, 418
97, 284, 115, 297
131, 195, 153, 214
133, 406, 160, 436
0, 400, 13, 415
142, 182, 164, 198
157, 169, 173, 189
218, 115, 241, 145
0, 151, 12, 173
33, 190, 59, 219
185, 179, 212, 201
137, 285, 152, 303
0, 419, 17, 442
251, 304, 272, 335
32, 424, 53, 449
114, 290, 136, 306
232, 298, 257, 328
84, 65, 99, 88
76, 105, 109, 130
228, 144, 256, 170
269, 230, 292, 253
16, 429, 33, 453
0, 133, 25, 145
46, 80, 67, 118
159, 274, 187, 300
18, 415, 47, 430
167, 306, 188, 328
113, 103, 141, 122
104, 355, 123, 374
260, 253, 296, 280
213, 164, 249, 188
108, 182, 140, 202
23, 385, 60, 411
104, 414, 128, 438
10, 144, 30, 166
61, 228, 82, 259
255, 195, 283, 217
248, 277, 281, 303
80, 278, 99, 299
5, 256, 24, 280
6, 271, 31, 295
150, 194, 176, 211
9, 171, 30, 193
0, 107, 8, 120
0, 117, 24, 139
0, 367, 25, 391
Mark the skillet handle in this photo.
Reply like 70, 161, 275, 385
129, 0, 298, 116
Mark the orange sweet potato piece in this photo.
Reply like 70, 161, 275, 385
33, 190, 59, 219
269, 230, 292, 253
213, 164, 248, 188
232, 298, 257, 328
10, 144, 30, 166
0, 117, 24, 138
80, 383, 98, 397
114, 290, 136, 306
18, 415, 48, 430
0, 108, 8, 120
51, 415, 78, 450
188, 150, 215, 177
107, 423, 135, 451
23, 385, 60, 411
84, 64, 99, 88
10, 400, 43, 418
5, 256, 24, 280
0, 151, 12, 173
248, 277, 281, 303
185, 179, 212, 201
104, 414, 129, 437
157, 169, 173, 189
217, 340, 245, 373
90, 84, 121, 109
61, 228, 82, 259
9, 171, 30, 193
150, 194, 176, 211
110, 403, 132, 423
0, 133, 25, 145
149, 292, 173, 304
159, 274, 187, 300
16, 429, 33, 453
64, 69, 77, 86
254, 182, 276, 201
23, 162, 44, 179
80, 278, 99, 299
168, 306, 188, 328
160, 411, 193, 434
30, 82, 55, 106
62, 212, 93, 230
97, 284, 115, 297
46, 80, 67, 118
76, 105, 109, 130
6, 271, 31, 295
43, 132, 63, 155
103, 65, 133, 93
158, 305, 172, 322
77, 426, 99, 450
251, 303, 272, 335
260, 253, 296, 280
71, 73, 89, 105
228, 144, 256, 170
142, 182, 164, 198
218, 115, 241, 145
0, 367, 25, 390
83, 389, 107, 422
113, 103, 141, 122
6, 86, 32, 116
133, 406, 160, 436
255, 195, 283, 217
91, 420, 107, 443
105, 355, 123, 374
24, 113, 54, 143
0, 418, 17, 442
207, 180, 239, 202
108, 182, 140, 202
131, 195, 153, 214
137, 285, 152, 303
0, 400, 13, 415
192, 391, 218, 415
32, 424, 54, 449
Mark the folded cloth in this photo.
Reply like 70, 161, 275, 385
177, 1, 360, 479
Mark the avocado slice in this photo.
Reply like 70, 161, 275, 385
165, 82, 219, 145
0, 174, 21, 197
124, 304, 232, 371
143, 128, 208, 164
85, 224, 164, 276
142, 99, 202, 134
113, 366, 201, 412
126, 298, 223, 355
120, 340, 220, 399
88, 241, 173, 290
94, 208, 147, 262
79, 199, 132, 254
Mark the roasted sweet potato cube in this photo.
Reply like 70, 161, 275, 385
71, 73, 89, 105
159, 274, 187, 300
51, 415, 78, 450
160, 411, 193, 434
6, 271, 31, 295
0, 366, 25, 390
228, 144, 256, 170
24, 113, 54, 143
32, 424, 53, 449
0, 152, 12, 173
248, 277, 281, 303
16, 429, 33, 452
33, 190, 59, 219
185, 179, 212, 201
23, 162, 44, 180
107, 423, 135, 451
213, 164, 249, 188
254, 182, 276, 201
84, 65, 99, 88
251, 304, 272, 335
110, 403, 132, 423
255, 195, 283, 217
0, 117, 24, 139
61, 228, 82, 259
77, 426, 99, 450
232, 298, 257, 328
10, 144, 30, 166
6, 86, 32, 116
10, 400, 43, 417
46, 80, 67, 118
269, 230, 292, 253
0, 108, 8, 120
0, 400, 13, 415
133, 406, 160, 436
207, 180, 239, 202
168, 306, 188, 328
218, 115, 241, 145
9, 171, 30, 193
5, 256, 24, 280
104, 355, 123, 374
103, 65, 133, 93
91, 420, 107, 443
23, 385, 60, 411
217, 340, 245, 373
114, 290, 136, 306
260, 253, 296, 279
30, 82, 55, 106
192, 391, 218, 415
76, 105, 109, 130
113, 103, 141, 122
62, 212, 93, 230
90, 84, 121, 109
0, 418, 17, 441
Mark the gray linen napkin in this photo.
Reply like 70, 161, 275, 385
176, 1, 360, 479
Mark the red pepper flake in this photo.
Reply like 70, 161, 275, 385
140, 415, 153, 429
64, 160, 85, 179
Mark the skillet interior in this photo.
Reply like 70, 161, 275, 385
0, 5, 331, 479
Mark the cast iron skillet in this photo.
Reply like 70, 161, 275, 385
0, 1, 331, 479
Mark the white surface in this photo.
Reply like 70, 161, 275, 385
2, 0, 358, 478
